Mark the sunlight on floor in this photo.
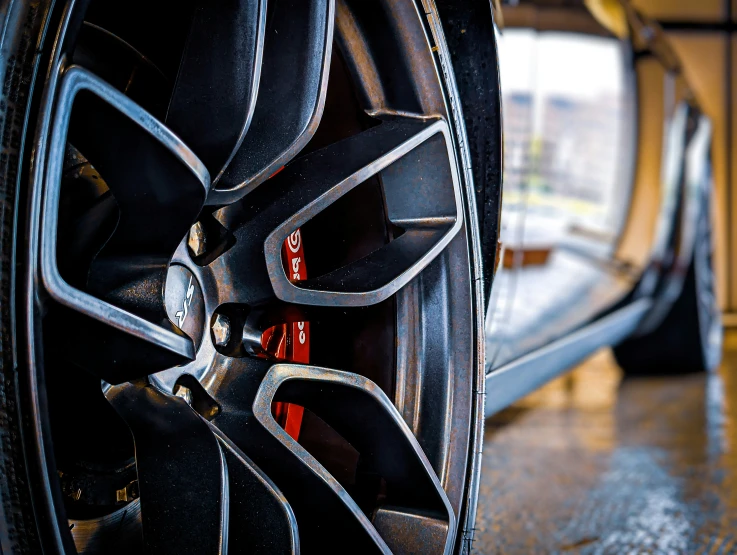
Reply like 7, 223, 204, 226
474, 332, 737, 553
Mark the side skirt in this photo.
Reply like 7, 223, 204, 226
485, 299, 652, 417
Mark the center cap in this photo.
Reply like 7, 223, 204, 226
164, 264, 205, 350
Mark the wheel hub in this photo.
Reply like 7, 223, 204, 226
164, 264, 206, 349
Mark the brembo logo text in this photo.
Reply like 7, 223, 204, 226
288, 230, 303, 281
286, 230, 307, 345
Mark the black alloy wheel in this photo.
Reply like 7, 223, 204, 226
0, 0, 495, 553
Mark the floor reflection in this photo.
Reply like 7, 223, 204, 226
474, 331, 737, 553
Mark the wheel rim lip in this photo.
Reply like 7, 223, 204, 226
418, 3, 490, 546
19, 0, 487, 552
20, 0, 97, 551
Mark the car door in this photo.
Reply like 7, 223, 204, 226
487, 4, 641, 370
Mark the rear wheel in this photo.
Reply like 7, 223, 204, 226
614, 184, 722, 375
1, 0, 492, 553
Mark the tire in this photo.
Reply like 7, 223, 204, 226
433, 0, 503, 305
614, 197, 723, 375
1, 1, 56, 552
0, 1, 497, 553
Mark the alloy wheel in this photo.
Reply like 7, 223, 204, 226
21, 0, 486, 553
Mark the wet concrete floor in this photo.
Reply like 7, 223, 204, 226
474, 331, 737, 553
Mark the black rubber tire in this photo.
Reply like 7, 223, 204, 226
0, 0, 53, 552
614, 206, 722, 376
434, 0, 503, 305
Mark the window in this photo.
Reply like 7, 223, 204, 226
498, 29, 635, 245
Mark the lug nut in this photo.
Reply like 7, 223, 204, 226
188, 221, 206, 257
212, 314, 231, 347
174, 384, 192, 405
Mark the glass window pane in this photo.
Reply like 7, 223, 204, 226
499, 29, 634, 249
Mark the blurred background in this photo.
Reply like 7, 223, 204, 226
477, 0, 737, 551
486, 6, 636, 366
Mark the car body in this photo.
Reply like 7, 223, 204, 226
484, 0, 722, 415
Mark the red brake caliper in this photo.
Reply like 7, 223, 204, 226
261, 228, 308, 440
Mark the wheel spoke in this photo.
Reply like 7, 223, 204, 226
210, 118, 462, 308
207, 357, 389, 553
210, 425, 300, 554
166, 0, 266, 181
40, 65, 209, 383
105, 381, 228, 555
211, 0, 335, 204
255, 364, 455, 555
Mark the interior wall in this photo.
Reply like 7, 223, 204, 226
632, 0, 733, 313
614, 57, 665, 268
631, 0, 723, 22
